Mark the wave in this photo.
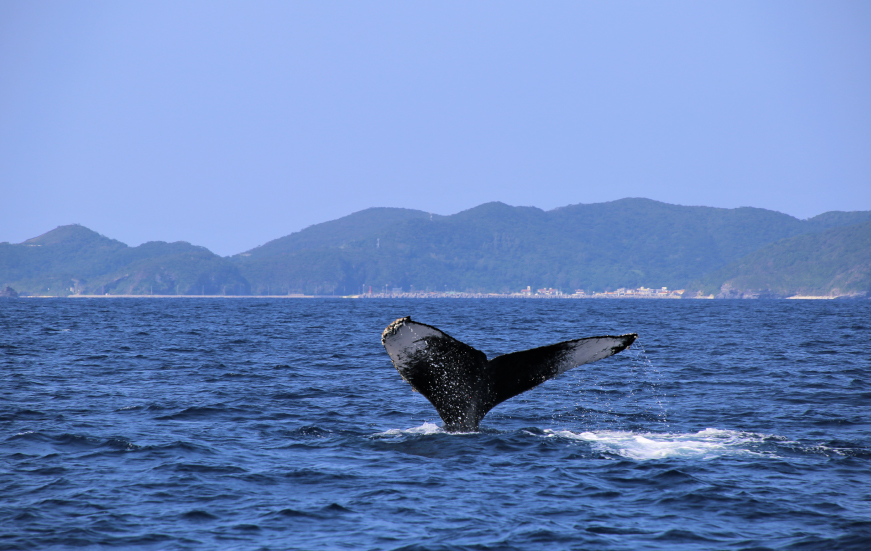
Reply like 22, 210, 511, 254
374, 422, 445, 438
542, 428, 779, 460
370, 424, 791, 460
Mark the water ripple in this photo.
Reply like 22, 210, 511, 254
0, 298, 868, 550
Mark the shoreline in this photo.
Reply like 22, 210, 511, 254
9, 294, 857, 300
65, 294, 313, 299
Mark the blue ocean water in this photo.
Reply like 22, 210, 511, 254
1, 298, 869, 550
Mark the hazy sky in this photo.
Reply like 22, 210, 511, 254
2, 1, 869, 255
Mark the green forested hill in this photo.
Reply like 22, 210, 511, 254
233, 199, 871, 294
1, 225, 129, 284
0, 225, 248, 296
688, 220, 871, 298
3, 201, 870, 296
242, 207, 439, 258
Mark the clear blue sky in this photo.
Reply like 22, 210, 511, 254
2, 1, 869, 256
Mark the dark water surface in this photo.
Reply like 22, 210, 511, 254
1, 298, 869, 550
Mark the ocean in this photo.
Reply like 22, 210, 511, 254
1, 298, 869, 550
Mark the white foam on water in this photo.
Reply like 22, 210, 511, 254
544, 427, 776, 460
376, 422, 444, 437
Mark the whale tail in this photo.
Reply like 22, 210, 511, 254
381, 317, 637, 432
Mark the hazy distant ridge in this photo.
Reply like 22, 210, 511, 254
232, 198, 871, 296
2, 199, 870, 297
0, 225, 248, 296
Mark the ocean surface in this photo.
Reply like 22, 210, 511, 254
1, 298, 869, 550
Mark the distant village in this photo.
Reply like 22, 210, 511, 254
352, 285, 688, 299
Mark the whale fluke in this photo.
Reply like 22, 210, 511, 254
381, 316, 637, 432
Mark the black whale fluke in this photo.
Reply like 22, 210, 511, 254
381, 316, 637, 432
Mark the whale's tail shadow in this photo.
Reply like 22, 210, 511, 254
381, 316, 638, 432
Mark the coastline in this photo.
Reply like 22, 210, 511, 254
12, 293, 854, 299
63, 294, 313, 299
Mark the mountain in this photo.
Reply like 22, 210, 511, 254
4, 200, 870, 296
242, 207, 439, 258
232, 199, 871, 295
0, 225, 249, 296
688, 220, 871, 298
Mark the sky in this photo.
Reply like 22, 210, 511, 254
2, 1, 869, 256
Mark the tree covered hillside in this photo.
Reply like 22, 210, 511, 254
689, 220, 871, 298
3, 200, 870, 296
0, 225, 248, 296
233, 199, 871, 295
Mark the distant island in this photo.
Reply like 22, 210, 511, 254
2, 198, 869, 299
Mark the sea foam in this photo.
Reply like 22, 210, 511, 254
376, 422, 444, 437
544, 427, 775, 460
